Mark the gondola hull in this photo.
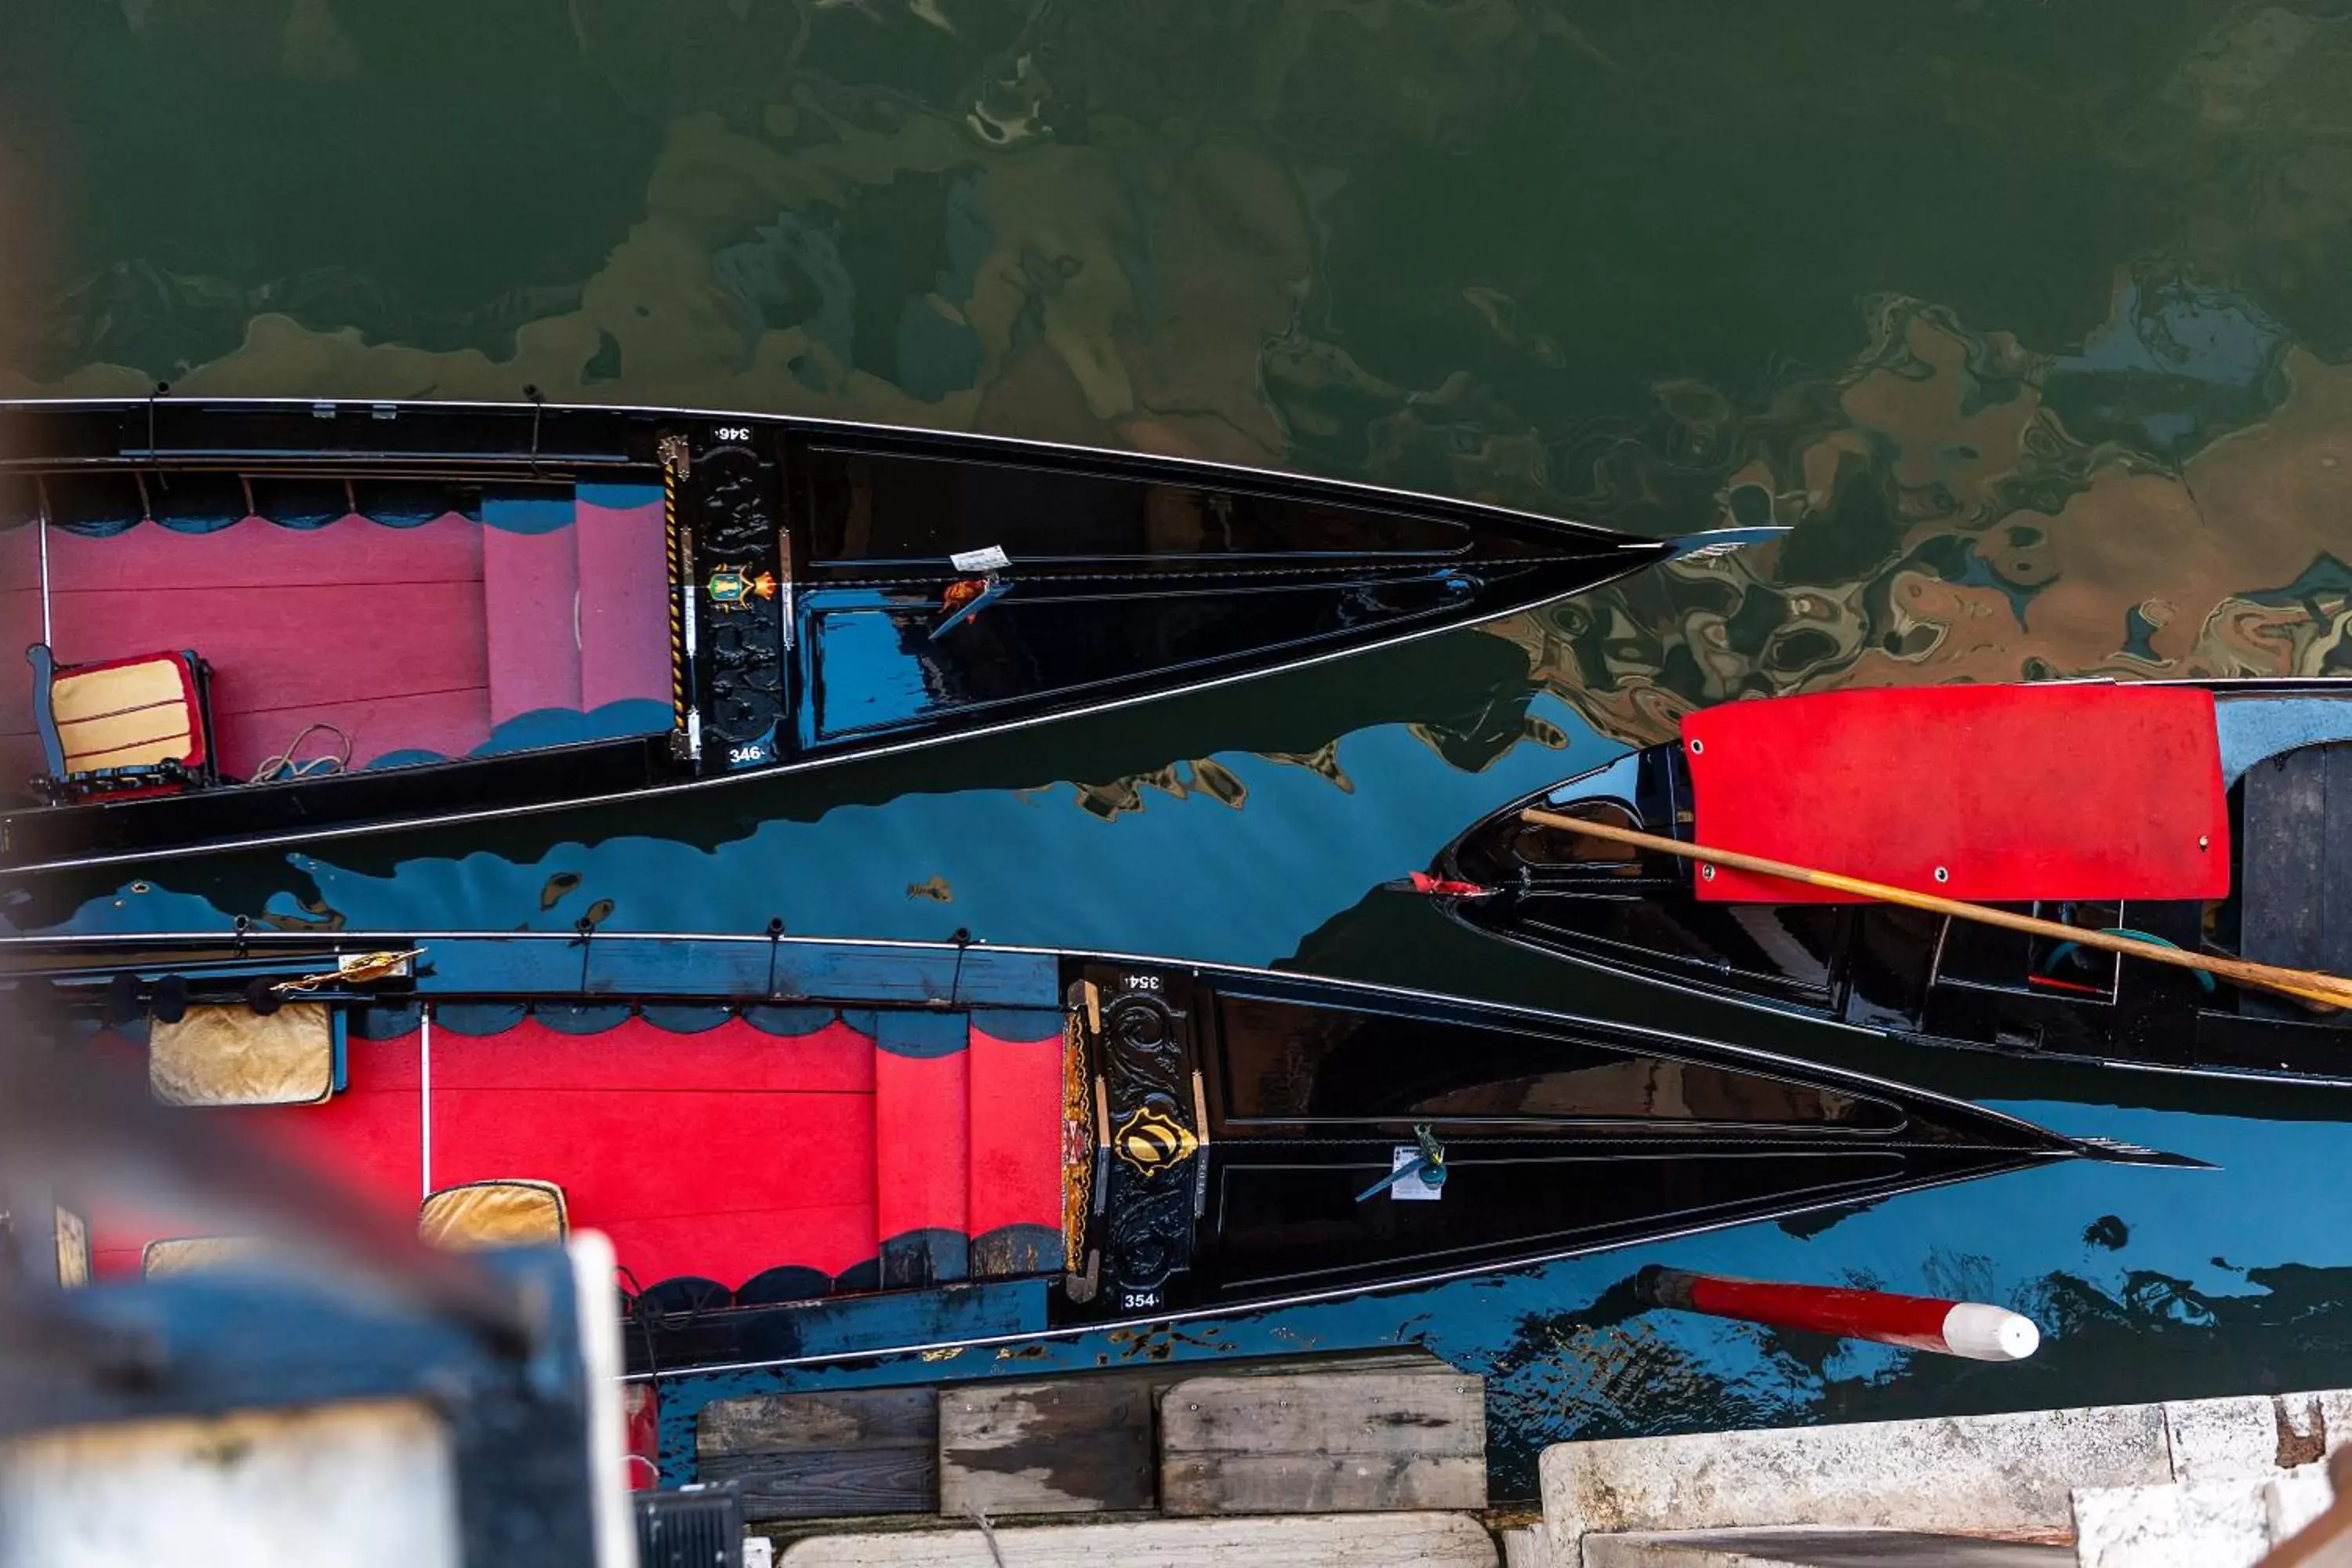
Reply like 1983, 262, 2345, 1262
0, 397, 1723, 874
2, 928, 2181, 1376
1436, 677, 2352, 1087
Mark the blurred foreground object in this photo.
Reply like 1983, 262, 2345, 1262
0, 1236, 634, 1568
0, 983, 635, 1567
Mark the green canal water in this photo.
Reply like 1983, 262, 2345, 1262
9, 0, 2352, 1496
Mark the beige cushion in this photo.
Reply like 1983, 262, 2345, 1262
417, 1181, 568, 1250
150, 1003, 336, 1107
50, 654, 199, 774
143, 1236, 271, 1278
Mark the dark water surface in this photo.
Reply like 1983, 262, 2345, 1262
10, 0, 2352, 1496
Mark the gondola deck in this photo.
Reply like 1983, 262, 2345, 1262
2, 484, 673, 783
86, 1005, 1066, 1294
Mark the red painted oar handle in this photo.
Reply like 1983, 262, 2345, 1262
1383, 870, 1496, 898
1637, 1265, 2040, 1362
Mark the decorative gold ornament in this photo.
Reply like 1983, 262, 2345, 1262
1113, 1103, 1197, 1176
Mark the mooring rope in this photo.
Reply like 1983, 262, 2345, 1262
250, 720, 353, 784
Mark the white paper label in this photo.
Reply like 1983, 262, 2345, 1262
1386, 1146, 1442, 1200
950, 544, 1011, 573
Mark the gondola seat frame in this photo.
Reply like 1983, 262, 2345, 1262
27, 642, 220, 803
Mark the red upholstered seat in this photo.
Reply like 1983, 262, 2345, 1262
28, 643, 216, 800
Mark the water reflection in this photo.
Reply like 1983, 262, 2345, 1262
28, 694, 1617, 963
1509, 283, 2352, 748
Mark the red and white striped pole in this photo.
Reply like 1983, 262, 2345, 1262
1636, 1265, 2041, 1362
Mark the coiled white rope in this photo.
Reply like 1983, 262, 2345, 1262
250, 721, 354, 784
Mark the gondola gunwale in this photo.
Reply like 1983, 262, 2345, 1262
0, 394, 1743, 877
0, 924, 2159, 1156
630, 1148, 2067, 1385
0, 391, 1650, 543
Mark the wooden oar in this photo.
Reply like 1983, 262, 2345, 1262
1520, 808, 2352, 1011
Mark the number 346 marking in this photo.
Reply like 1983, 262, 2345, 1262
713, 426, 750, 442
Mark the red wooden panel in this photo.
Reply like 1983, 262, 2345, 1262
430, 1087, 877, 1282
51, 581, 489, 710
293, 1032, 427, 1204
483, 524, 581, 723
42, 515, 482, 591
575, 495, 670, 713
86, 1032, 423, 1278
209, 690, 493, 779
93, 1019, 884, 1289
427, 1016, 874, 1094
967, 1024, 1064, 1240
1686, 684, 2231, 903
42, 515, 494, 775
875, 1048, 969, 1243
425, 1018, 879, 1284
589, 1207, 878, 1290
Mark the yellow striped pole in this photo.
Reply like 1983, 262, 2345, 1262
660, 437, 695, 760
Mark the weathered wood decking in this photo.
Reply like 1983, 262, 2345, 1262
699, 1388, 938, 1522
1159, 1369, 1486, 1516
940, 1376, 1158, 1516
702, 1348, 1480, 1524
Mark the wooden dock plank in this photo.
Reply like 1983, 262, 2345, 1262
700, 1448, 938, 1520
939, 1376, 1157, 1515
697, 1388, 938, 1521
698, 1388, 934, 1457
699, 1350, 1468, 1523
1159, 1370, 1485, 1515
1160, 1454, 1487, 1515
1159, 1370, 1485, 1455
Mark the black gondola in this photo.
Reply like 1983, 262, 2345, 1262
1, 928, 2180, 1377
1436, 677, 2352, 1086
0, 396, 1765, 875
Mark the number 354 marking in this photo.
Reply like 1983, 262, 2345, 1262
713, 426, 750, 442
